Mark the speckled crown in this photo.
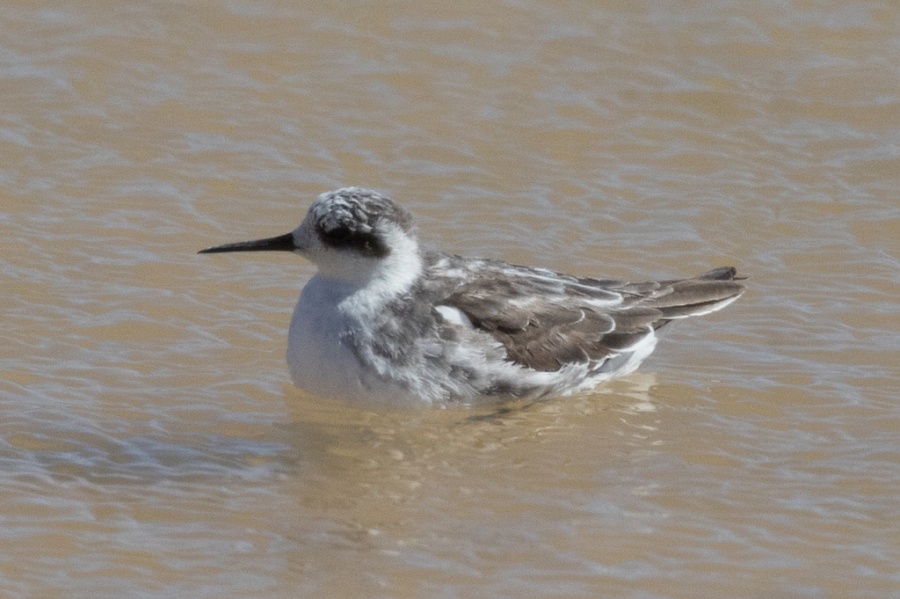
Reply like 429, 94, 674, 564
309, 188, 415, 257
310, 188, 413, 235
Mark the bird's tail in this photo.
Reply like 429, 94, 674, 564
647, 266, 746, 321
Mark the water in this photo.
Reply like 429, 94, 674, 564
2, 1, 898, 597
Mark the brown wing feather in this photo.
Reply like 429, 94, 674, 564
450, 296, 619, 371
433, 256, 745, 373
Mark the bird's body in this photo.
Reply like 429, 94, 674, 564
200, 188, 745, 404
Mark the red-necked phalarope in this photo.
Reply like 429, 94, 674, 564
200, 187, 745, 404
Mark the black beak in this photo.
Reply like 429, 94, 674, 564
198, 232, 297, 254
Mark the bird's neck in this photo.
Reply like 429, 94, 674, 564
313, 236, 423, 319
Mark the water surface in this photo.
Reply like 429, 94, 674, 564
2, 1, 898, 597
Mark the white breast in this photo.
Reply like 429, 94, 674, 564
286, 275, 422, 404
287, 290, 349, 395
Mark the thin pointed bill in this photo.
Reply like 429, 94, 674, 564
198, 232, 297, 254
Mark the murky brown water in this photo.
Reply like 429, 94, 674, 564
2, 1, 898, 597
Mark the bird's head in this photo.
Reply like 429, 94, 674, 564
199, 187, 421, 287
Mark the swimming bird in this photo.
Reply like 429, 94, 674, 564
200, 187, 745, 404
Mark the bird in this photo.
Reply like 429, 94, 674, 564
199, 187, 745, 405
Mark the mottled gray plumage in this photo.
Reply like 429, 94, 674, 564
200, 187, 746, 404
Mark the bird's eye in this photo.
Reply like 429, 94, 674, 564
316, 223, 389, 257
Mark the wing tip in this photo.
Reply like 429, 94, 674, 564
699, 266, 746, 282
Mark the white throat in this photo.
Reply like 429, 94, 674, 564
317, 228, 422, 314
286, 228, 423, 399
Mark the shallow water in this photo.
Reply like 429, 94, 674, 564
2, 1, 898, 597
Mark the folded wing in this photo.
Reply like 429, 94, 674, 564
436, 259, 745, 373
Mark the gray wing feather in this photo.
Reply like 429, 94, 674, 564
430, 255, 745, 373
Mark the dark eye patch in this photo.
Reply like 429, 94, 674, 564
316, 223, 390, 258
